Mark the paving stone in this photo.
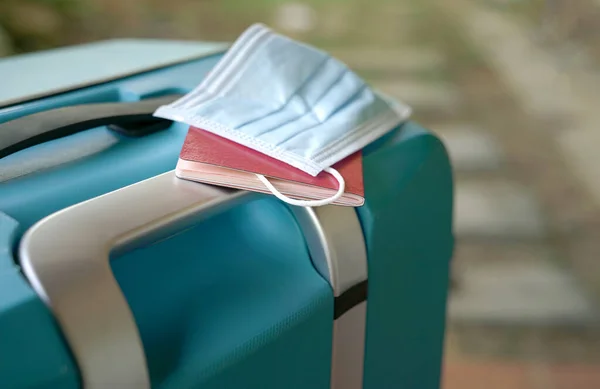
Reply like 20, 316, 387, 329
557, 123, 600, 211
454, 180, 546, 239
449, 251, 597, 325
449, 323, 600, 362
330, 47, 445, 74
374, 80, 461, 111
551, 364, 600, 389
273, 2, 317, 33
451, 242, 556, 269
315, 3, 354, 39
355, 3, 416, 45
436, 124, 504, 171
444, 361, 600, 389
443, 361, 530, 389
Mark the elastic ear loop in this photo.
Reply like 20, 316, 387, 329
256, 167, 345, 207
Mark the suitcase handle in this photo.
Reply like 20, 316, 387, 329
18, 169, 368, 388
0, 94, 183, 159
19, 171, 250, 388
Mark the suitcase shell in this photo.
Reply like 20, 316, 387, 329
0, 40, 454, 389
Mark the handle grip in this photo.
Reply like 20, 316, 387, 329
0, 94, 183, 159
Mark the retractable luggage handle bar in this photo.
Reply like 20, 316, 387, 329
19, 171, 368, 389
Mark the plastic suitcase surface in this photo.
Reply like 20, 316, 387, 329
0, 40, 454, 389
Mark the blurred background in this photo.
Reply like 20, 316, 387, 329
2, 0, 600, 387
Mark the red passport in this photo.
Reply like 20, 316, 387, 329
176, 127, 365, 206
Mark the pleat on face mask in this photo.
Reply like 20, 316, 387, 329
155, 23, 411, 206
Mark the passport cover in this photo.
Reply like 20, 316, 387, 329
176, 127, 364, 206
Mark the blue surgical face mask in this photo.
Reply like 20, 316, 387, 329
155, 23, 411, 206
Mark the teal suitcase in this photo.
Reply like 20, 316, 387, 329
0, 39, 454, 389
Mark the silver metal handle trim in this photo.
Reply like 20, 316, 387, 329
20, 171, 250, 389
20, 169, 368, 389
291, 206, 368, 297
291, 206, 368, 389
